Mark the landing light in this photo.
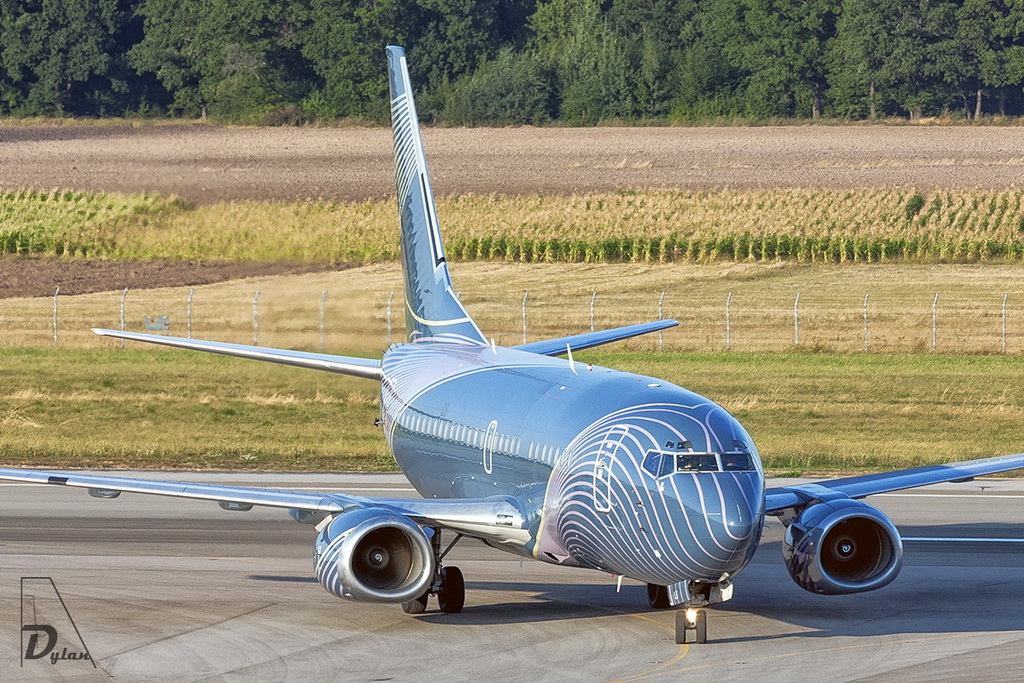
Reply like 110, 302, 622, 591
685, 608, 698, 625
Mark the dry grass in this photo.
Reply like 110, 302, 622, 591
4, 261, 1024, 355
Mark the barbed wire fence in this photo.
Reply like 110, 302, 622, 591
12, 286, 1021, 355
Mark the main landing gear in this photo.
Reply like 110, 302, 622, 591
402, 528, 465, 615
647, 582, 711, 645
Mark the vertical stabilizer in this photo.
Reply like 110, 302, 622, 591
386, 46, 485, 345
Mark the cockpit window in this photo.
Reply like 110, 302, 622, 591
642, 449, 757, 475
676, 453, 718, 472
642, 451, 676, 476
720, 451, 753, 471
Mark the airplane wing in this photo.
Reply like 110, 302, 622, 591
0, 468, 529, 546
764, 453, 1024, 515
92, 329, 381, 380
512, 320, 679, 356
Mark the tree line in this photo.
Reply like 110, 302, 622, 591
3, 0, 1024, 124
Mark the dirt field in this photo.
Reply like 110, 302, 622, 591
0, 258, 344, 299
2, 124, 1024, 204
3, 123, 1024, 298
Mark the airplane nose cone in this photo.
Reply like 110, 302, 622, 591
673, 471, 763, 577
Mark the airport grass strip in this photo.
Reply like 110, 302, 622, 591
2, 348, 1022, 475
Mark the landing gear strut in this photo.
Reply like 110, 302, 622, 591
665, 580, 728, 645
401, 528, 465, 614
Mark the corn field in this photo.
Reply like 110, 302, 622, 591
4, 188, 1024, 263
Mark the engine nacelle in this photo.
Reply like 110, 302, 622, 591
782, 499, 903, 595
314, 507, 434, 602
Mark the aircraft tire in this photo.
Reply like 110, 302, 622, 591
647, 583, 670, 609
695, 610, 707, 644
438, 566, 465, 614
675, 609, 708, 644
402, 592, 429, 614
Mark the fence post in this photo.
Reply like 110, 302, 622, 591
187, 288, 194, 339
863, 293, 870, 352
931, 293, 939, 351
522, 291, 529, 344
658, 290, 666, 349
1002, 293, 1008, 354
119, 287, 129, 349
386, 290, 395, 344
794, 292, 801, 345
590, 291, 597, 332
252, 290, 261, 346
319, 290, 328, 351
725, 292, 732, 351
52, 286, 59, 347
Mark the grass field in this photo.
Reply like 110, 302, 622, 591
5, 261, 1024, 355
2, 348, 1021, 474
5, 188, 1024, 264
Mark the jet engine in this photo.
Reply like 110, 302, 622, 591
314, 507, 434, 602
782, 499, 903, 595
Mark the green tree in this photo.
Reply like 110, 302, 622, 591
671, 0, 747, 118
829, 0, 892, 118
962, 0, 1024, 116
441, 47, 553, 124
0, 0, 126, 115
882, 0, 946, 119
299, 0, 407, 121
130, 0, 312, 119
725, 0, 838, 118
608, 0, 696, 117
531, 0, 638, 122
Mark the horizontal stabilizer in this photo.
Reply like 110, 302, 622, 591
93, 329, 381, 380
512, 320, 678, 357
764, 452, 1024, 515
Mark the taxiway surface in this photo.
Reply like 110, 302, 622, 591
2, 473, 1022, 681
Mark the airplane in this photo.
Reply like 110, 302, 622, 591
3, 45, 1024, 646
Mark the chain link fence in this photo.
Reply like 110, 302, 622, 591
5, 283, 1022, 356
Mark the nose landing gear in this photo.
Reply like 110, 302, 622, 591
654, 579, 731, 644
401, 528, 465, 615
675, 607, 707, 644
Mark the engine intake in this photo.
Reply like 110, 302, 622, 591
782, 499, 903, 595
314, 507, 434, 602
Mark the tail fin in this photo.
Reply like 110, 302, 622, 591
386, 46, 485, 345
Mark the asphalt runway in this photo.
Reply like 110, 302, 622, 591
2, 473, 1023, 681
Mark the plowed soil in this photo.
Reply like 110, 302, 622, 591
0, 258, 342, 299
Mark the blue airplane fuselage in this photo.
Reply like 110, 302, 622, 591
380, 342, 766, 587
